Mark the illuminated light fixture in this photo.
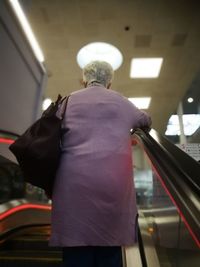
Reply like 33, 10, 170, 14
77, 42, 123, 70
148, 227, 154, 233
187, 97, 194, 103
165, 114, 200, 136
42, 98, 52, 111
130, 58, 163, 78
8, 0, 44, 63
128, 97, 151, 109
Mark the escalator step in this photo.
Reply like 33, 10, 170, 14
0, 249, 62, 257
0, 260, 61, 267
3, 238, 58, 251
0, 249, 62, 267
0, 226, 62, 266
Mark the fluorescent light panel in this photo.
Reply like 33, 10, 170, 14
77, 42, 123, 70
165, 114, 200, 136
128, 97, 151, 109
9, 0, 44, 63
130, 58, 163, 78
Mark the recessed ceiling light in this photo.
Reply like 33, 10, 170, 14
128, 97, 151, 109
77, 42, 123, 70
8, 0, 44, 63
187, 97, 194, 103
165, 114, 200, 136
130, 58, 163, 78
42, 98, 52, 111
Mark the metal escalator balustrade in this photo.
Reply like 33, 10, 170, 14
132, 129, 200, 267
0, 200, 62, 266
134, 128, 200, 247
0, 200, 51, 243
0, 226, 62, 267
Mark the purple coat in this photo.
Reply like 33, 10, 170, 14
49, 85, 151, 246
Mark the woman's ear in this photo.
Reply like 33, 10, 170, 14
79, 79, 87, 88
107, 83, 111, 89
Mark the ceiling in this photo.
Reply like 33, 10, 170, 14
21, 0, 200, 133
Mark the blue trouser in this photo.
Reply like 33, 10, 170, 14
62, 246, 123, 267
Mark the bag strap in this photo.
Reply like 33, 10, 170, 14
60, 95, 70, 119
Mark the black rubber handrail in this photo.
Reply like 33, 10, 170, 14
0, 129, 20, 138
148, 129, 200, 190
134, 129, 200, 247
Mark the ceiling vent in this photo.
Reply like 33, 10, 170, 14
171, 34, 187, 46
134, 35, 152, 48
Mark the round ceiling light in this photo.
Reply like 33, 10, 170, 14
187, 97, 193, 103
77, 42, 123, 70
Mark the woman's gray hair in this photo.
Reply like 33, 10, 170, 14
83, 61, 114, 87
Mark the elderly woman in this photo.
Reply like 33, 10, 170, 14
50, 61, 151, 267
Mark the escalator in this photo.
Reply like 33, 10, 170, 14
0, 226, 61, 267
0, 200, 62, 266
0, 129, 199, 267
132, 129, 200, 267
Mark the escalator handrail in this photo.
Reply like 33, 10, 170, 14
0, 199, 51, 244
0, 130, 20, 138
135, 129, 200, 193
134, 129, 200, 247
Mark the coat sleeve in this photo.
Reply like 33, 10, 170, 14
126, 99, 152, 131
